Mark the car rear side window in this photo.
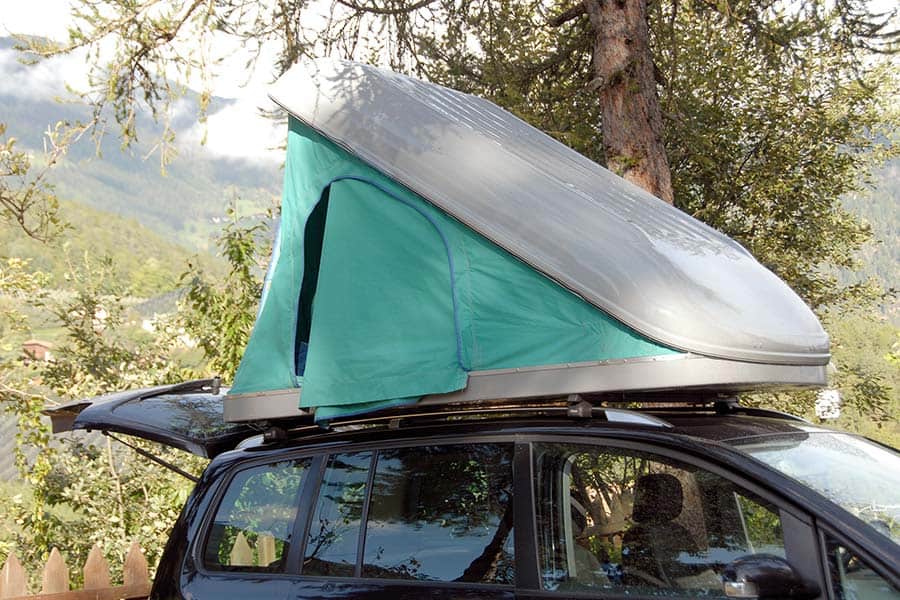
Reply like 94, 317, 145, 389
203, 458, 310, 572
362, 443, 515, 584
303, 451, 374, 577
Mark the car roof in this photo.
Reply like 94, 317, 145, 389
228, 403, 838, 456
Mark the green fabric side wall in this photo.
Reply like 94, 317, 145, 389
300, 179, 468, 407
230, 117, 680, 413
438, 202, 678, 371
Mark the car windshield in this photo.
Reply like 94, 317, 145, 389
730, 431, 900, 546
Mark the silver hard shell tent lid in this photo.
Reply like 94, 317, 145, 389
268, 59, 829, 369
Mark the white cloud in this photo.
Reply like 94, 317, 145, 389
1, 1, 287, 164
0, 0, 73, 40
0, 45, 89, 101
180, 27, 286, 164
181, 94, 284, 165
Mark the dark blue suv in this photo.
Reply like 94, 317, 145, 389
48, 382, 900, 600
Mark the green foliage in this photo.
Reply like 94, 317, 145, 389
0, 96, 267, 579
737, 495, 783, 551
38, 436, 201, 584
745, 311, 899, 442
44, 159, 278, 254
26, 3, 217, 161
0, 200, 216, 303
656, 8, 898, 308
0, 207, 274, 579
0, 384, 56, 570
211, 462, 305, 568
0, 259, 56, 565
0, 252, 202, 581
0, 256, 48, 340
841, 158, 900, 322
39, 256, 188, 397
825, 311, 900, 446
178, 207, 269, 380
0, 50, 281, 253
418, 1, 603, 160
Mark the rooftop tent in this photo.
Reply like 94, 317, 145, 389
224, 59, 829, 423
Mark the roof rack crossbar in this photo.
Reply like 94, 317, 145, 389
281, 398, 676, 435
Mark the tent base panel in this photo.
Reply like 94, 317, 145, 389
224, 389, 308, 422
222, 354, 826, 423
418, 354, 826, 405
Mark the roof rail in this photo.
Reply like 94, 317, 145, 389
639, 397, 809, 423
725, 405, 810, 423
262, 395, 674, 442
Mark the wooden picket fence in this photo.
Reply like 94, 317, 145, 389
0, 542, 150, 600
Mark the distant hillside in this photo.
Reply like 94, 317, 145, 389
0, 200, 223, 297
0, 36, 281, 251
842, 157, 900, 321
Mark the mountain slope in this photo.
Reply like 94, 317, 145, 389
0, 200, 222, 297
842, 157, 900, 321
0, 36, 281, 251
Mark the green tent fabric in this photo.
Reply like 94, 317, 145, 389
230, 117, 680, 420
302, 178, 467, 409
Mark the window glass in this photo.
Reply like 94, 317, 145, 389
203, 459, 309, 572
113, 393, 247, 439
362, 444, 514, 584
534, 443, 785, 596
303, 451, 373, 577
826, 536, 900, 600
734, 432, 900, 546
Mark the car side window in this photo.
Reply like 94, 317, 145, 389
533, 443, 785, 597
303, 451, 373, 577
203, 458, 310, 572
362, 443, 514, 584
826, 536, 900, 599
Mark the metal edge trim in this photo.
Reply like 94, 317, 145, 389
419, 355, 826, 405
222, 355, 826, 422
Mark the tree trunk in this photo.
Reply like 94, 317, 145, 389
584, 0, 674, 204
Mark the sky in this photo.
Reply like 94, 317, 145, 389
0, 0, 284, 164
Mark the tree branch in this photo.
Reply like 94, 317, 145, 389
549, 2, 587, 27
334, 0, 437, 16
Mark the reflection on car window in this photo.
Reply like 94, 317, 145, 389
203, 459, 309, 572
534, 443, 785, 596
826, 536, 900, 600
362, 444, 514, 584
303, 451, 373, 577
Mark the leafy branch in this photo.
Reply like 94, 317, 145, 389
0, 121, 93, 241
